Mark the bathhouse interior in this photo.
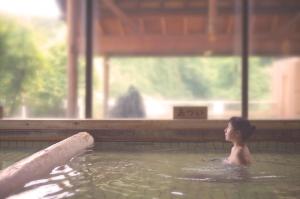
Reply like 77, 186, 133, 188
0, 0, 300, 198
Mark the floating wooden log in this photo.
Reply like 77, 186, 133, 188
0, 132, 94, 198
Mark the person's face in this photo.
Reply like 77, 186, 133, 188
224, 123, 239, 142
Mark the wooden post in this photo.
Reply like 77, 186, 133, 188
67, 0, 78, 118
208, 0, 217, 41
85, 0, 94, 118
241, 0, 249, 118
0, 132, 94, 198
103, 56, 110, 118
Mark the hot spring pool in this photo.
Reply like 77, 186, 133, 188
2, 142, 300, 199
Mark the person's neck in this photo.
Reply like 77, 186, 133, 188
233, 140, 245, 147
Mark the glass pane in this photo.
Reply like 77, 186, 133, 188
249, 0, 300, 119
93, 0, 242, 119
0, 0, 68, 118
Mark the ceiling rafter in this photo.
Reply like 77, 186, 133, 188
101, 0, 140, 33
271, 15, 279, 32
208, 0, 217, 41
97, 21, 104, 35
280, 13, 300, 35
161, 17, 167, 35
183, 17, 189, 35
118, 20, 125, 35
138, 18, 145, 34
226, 16, 234, 34
59, 0, 300, 56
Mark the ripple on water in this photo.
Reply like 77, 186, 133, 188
7, 149, 300, 199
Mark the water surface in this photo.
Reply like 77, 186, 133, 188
3, 142, 300, 199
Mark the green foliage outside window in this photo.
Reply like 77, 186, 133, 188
0, 15, 67, 117
110, 57, 271, 101
0, 15, 272, 118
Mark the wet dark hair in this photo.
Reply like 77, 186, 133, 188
229, 117, 256, 141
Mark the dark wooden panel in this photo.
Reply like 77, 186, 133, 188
0, 120, 300, 142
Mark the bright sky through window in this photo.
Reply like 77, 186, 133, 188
0, 0, 61, 18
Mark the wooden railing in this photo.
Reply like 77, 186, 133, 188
0, 119, 300, 142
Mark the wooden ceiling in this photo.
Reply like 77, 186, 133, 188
59, 0, 300, 56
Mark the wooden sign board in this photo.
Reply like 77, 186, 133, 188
173, 106, 208, 119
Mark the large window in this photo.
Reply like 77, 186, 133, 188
249, 0, 300, 119
1, 0, 299, 119
92, 57, 241, 119
0, 0, 68, 118
0, 0, 89, 119
93, 0, 242, 119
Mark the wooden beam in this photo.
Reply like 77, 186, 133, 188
159, 0, 164, 8
0, 120, 225, 131
92, 34, 300, 56
226, 16, 234, 34
85, 0, 93, 118
279, 13, 300, 35
101, 0, 139, 32
95, 0, 104, 35
161, 17, 167, 35
139, 18, 145, 33
1, 120, 300, 131
208, 0, 217, 41
97, 35, 234, 55
97, 4, 300, 17
97, 21, 104, 35
241, 0, 249, 118
183, 17, 189, 35
103, 56, 110, 118
0, 120, 300, 142
118, 20, 125, 35
183, 0, 190, 8
67, 0, 79, 118
271, 15, 279, 32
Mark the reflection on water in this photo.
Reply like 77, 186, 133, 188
7, 147, 300, 199
178, 162, 251, 182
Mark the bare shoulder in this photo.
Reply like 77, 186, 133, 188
226, 145, 252, 166
236, 146, 252, 166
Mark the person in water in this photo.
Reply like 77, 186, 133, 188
224, 117, 256, 166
